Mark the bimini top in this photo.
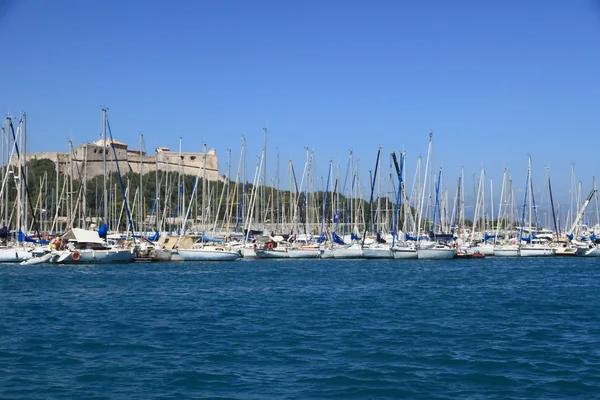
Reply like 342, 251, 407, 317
61, 228, 105, 244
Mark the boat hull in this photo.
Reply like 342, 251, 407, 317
21, 253, 52, 265
154, 249, 174, 261
417, 248, 456, 260
362, 248, 393, 259
50, 249, 134, 264
391, 247, 418, 259
320, 248, 335, 259
332, 246, 363, 259
255, 249, 289, 259
494, 246, 520, 257
0, 248, 32, 262
554, 247, 579, 256
471, 244, 495, 256
580, 246, 600, 257
287, 248, 321, 258
519, 247, 555, 257
177, 249, 240, 261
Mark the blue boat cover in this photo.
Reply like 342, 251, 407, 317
98, 223, 108, 239
332, 232, 346, 245
201, 231, 223, 243
17, 229, 49, 245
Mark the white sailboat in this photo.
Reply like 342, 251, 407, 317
0, 115, 34, 262
362, 243, 393, 259
518, 157, 555, 257
332, 242, 364, 259
177, 242, 240, 261
49, 228, 134, 264
415, 134, 455, 260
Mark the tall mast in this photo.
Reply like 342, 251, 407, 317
139, 133, 143, 234
155, 147, 159, 232
23, 113, 28, 233
102, 108, 108, 227
15, 118, 22, 235
416, 133, 432, 243
202, 143, 207, 232
262, 126, 268, 231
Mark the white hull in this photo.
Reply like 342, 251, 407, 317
519, 246, 555, 257
362, 247, 393, 259
581, 246, 600, 257
554, 246, 579, 256
472, 244, 495, 256
494, 245, 520, 257
21, 253, 52, 265
0, 248, 32, 262
177, 248, 240, 261
287, 248, 321, 258
391, 246, 418, 259
332, 245, 363, 259
320, 248, 335, 259
255, 249, 289, 259
50, 249, 134, 264
154, 249, 174, 261
238, 247, 258, 258
417, 248, 456, 260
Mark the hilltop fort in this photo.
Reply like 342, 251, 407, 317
14, 139, 224, 181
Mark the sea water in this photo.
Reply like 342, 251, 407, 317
1, 258, 600, 399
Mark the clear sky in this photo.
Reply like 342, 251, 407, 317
1, 0, 600, 213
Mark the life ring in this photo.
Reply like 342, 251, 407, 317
71, 251, 81, 261
267, 242, 274, 250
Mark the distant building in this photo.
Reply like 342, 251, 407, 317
13, 139, 224, 181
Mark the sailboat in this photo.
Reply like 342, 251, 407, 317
493, 169, 520, 257
51, 110, 135, 264
518, 157, 555, 257
49, 227, 134, 264
416, 134, 455, 260
0, 115, 40, 262
175, 144, 240, 262
568, 186, 598, 257
362, 148, 392, 259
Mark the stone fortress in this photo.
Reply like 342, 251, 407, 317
17, 138, 224, 182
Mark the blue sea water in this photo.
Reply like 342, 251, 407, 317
1, 258, 600, 399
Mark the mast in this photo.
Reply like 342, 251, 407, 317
102, 108, 108, 227
22, 114, 28, 233
155, 147, 159, 233
139, 133, 143, 234
547, 168, 560, 241
262, 126, 268, 231
494, 169, 507, 243
390, 151, 404, 247
82, 144, 88, 229
416, 133, 432, 244
361, 147, 381, 246
16, 118, 22, 236
202, 143, 207, 232
519, 157, 531, 244
319, 161, 332, 241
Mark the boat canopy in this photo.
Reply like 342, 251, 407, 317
61, 228, 105, 244
201, 232, 223, 243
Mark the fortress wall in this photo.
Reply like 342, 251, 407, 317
12, 144, 224, 182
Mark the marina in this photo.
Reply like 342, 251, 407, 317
2, 114, 600, 265
3, 111, 600, 265
2, 1, 600, 398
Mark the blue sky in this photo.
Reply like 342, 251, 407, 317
1, 0, 600, 214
